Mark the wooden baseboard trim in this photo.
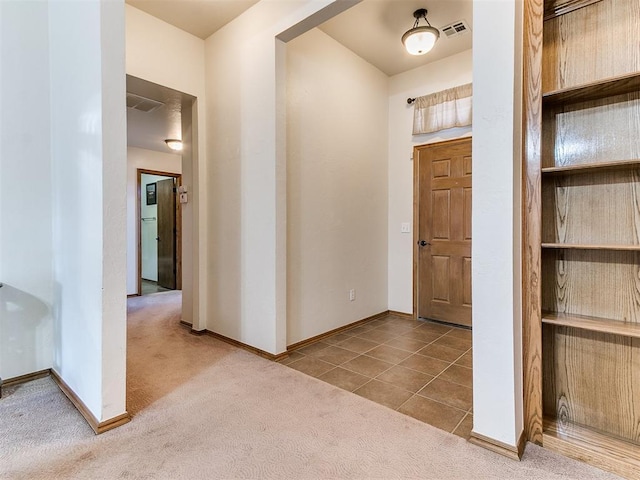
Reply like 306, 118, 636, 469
469, 431, 524, 461
286, 310, 391, 352
2, 369, 51, 387
126, 294, 140, 298
50, 369, 130, 435
202, 330, 288, 362
388, 310, 414, 320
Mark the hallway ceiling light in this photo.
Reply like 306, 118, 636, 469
165, 139, 183, 151
402, 8, 440, 56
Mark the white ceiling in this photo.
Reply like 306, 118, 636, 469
126, 0, 261, 39
126, 0, 473, 77
319, 0, 472, 76
126, 0, 472, 149
126, 76, 195, 153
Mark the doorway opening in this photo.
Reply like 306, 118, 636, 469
413, 137, 472, 329
137, 169, 182, 296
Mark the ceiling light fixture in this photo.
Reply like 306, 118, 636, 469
165, 139, 183, 151
402, 8, 440, 56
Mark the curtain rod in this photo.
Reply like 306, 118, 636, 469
407, 98, 416, 105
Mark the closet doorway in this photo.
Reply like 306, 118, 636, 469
137, 169, 182, 295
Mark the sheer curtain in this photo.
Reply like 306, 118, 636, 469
412, 83, 472, 134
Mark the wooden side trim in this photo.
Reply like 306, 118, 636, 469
287, 310, 391, 352
388, 310, 414, 320
469, 431, 525, 461
2, 369, 51, 387
181, 312, 393, 362
50, 369, 131, 435
522, 0, 545, 446
202, 330, 289, 362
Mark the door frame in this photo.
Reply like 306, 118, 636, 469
412, 137, 472, 321
136, 168, 182, 296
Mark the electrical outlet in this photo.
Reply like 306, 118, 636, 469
349, 289, 356, 301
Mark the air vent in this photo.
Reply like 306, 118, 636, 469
440, 20, 470, 38
126, 92, 164, 113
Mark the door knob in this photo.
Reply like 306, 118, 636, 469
418, 240, 430, 247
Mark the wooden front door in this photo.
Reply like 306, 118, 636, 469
415, 138, 472, 327
157, 177, 176, 290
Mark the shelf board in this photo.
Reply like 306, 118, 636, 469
542, 243, 640, 251
542, 71, 640, 105
541, 159, 640, 175
543, 418, 640, 479
542, 312, 640, 338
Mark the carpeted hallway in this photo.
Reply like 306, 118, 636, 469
0, 292, 621, 479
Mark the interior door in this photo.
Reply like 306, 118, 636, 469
416, 138, 472, 327
157, 177, 176, 290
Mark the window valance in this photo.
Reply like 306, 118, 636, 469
412, 83, 472, 134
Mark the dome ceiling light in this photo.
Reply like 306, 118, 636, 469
402, 8, 440, 56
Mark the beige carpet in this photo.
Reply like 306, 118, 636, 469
0, 292, 621, 479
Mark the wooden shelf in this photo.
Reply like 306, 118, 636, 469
542, 243, 640, 251
542, 312, 640, 338
542, 71, 640, 105
541, 159, 640, 175
543, 418, 640, 479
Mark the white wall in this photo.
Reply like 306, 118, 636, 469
125, 4, 206, 328
126, 147, 181, 294
204, 0, 355, 354
286, 28, 388, 344
472, 0, 523, 447
387, 49, 472, 314
49, 0, 127, 422
0, 0, 54, 380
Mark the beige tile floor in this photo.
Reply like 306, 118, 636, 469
280, 314, 473, 438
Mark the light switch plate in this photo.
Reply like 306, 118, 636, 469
401, 222, 411, 233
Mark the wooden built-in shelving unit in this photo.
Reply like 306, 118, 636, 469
541, 243, 640, 251
541, 312, 640, 338
541, 159, 640, 175
542, 72, 640, 105
524, 0, 640, 477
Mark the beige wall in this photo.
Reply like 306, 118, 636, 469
286, 28, 388, 345
204, 0, 349, 354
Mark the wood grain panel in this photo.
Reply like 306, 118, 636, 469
543, 326, 640, 443
542, 169, 640, 245
543, 0, 640, 93
432, 160, 451, 178
542, 249, 640, 322
432, 191, 451, 240
463, 155, 472, 176
523, 0, 545, 444
542, 93, 640, 167
432, 256, 450, 302
463, 188, 472, 241
463, 257, 472, 306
